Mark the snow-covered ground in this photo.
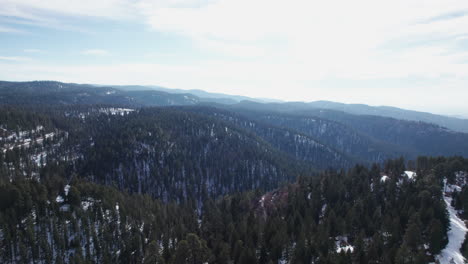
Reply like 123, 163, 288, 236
380, 175, 389, 182
56, 195, 64, 203
404, 171, 417, 180
436, 181, 467, 264
336, 245, 354, 253
64, 184, 70, 196
335, 236, 354, 253
99, 107, 134, 116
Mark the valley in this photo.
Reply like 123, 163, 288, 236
0, 81, 467, 263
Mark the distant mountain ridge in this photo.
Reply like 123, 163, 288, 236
98, 84, 283, 104
230, 100, 468, 133
306, 100, 468, 133
1, 80, 468, 133
2, 80, 468, 264
3, 80, 468, 170
218, 104, 468, 161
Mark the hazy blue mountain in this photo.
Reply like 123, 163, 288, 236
2, 80, 468, 264
0, 81, 277, 107
306, 100, 468, 133
0, 81, 201, 106
220, 105, 468, 162
2, 80, 468, 163
230, 100, 468, 133
7, 80, 466, 134
104, 84, 283, 103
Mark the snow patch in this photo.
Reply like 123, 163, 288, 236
319, 203, 327, 219
99, 107, 134, 116
64, 184, 70, 196
335, 236, 354, 253
81, 201, 92, 211
81, 198, 95, 211
56, 195, 64, 203
381, 175, 389, 183
404, 171, 417, 180
436, 183, 467, 264
337, 245, 354, 253
446, 184, 462, 193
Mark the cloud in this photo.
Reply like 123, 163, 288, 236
1, 0, 468, 115
0, 0, 137, 33
196, 38, 266, 58
4, 0, 468, 63
421, 10, 468, 24
0, 0, 136, 21
133, 0, 468, 81
0, 56, 31, 62
81, 49, 110, 56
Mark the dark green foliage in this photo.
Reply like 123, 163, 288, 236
0, 178, 201, 264
0, 156, 465, 263
76, 107, 306, 201
1, 97, 468, 263
182, 106, 356, 169
0, 81, 201, 107
223, 106, 468, 162
0, 105, 310, 202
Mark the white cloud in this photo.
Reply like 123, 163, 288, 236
81, 49, 110, 56
196, 38, 266, 58
0, 56, 31, 62
0, 0, 136, 21
137, 0, 468, 73
4, 0, 468, 69
1, 0, 468, 114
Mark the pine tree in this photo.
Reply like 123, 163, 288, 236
428, 219, 446, 254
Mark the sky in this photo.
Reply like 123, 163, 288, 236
1, 0, 468, 116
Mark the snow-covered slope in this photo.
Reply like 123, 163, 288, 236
436, 181, 468, 264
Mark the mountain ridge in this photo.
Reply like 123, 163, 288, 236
2, 80, 467, 133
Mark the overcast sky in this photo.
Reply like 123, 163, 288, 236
1, 0, 468, 116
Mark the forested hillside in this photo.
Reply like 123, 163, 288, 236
298, 109, 468, 157
229, 100, 468, 133
181, 107, 356, 168
0, 81, 200, 107
1, 153, 467, 263
2, 102, 468, 201
1, 82, 468, 263
2, 80, 468, 164
226, 107, 468, 162
304, 101, 468, 133
0, 106, 312, 203
76, 108, 306, 202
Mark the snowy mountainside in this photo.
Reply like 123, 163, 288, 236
2, 97, 468, 263
2, 106, 468, 263
442, 171, 468, 263
226, 109, 415, 163
76, 108, 305, 201
182, 107, 356, 169
2, 80, 468, 164
226, 107, 468, 161
1, 106, 310, 203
